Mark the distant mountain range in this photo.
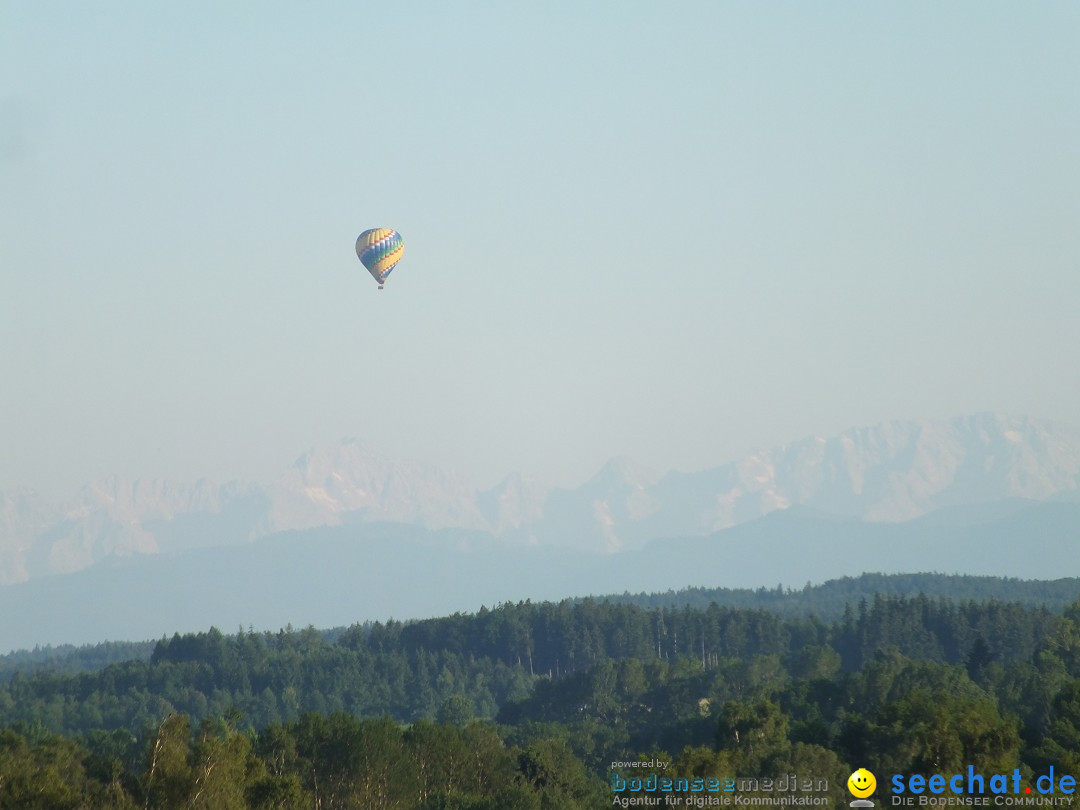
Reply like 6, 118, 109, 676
2, 413, 1079, 585
1, 498, 1078, 651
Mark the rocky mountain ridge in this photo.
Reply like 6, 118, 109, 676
1, 413, 1077, 584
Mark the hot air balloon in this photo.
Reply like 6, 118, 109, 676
356, 228, 404, 290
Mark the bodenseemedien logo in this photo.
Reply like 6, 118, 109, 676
849, 768, 877, 808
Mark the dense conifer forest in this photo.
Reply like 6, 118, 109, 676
1, 574, 1079, 808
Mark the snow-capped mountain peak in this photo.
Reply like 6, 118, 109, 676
2, 413, 1078, 583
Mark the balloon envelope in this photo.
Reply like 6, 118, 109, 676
356, 228, 404, 286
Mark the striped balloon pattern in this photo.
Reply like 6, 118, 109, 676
356, 228, 404, 285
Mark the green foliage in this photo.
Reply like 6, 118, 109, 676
0, 727, 134, 809
0, 579, 1079, 805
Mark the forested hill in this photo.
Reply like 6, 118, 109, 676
1, 582, 1079, 808
599, 572, 1080, 617
0, 587, 1075, 738
2, 572, 1076, 682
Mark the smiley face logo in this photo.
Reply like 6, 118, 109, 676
848, 768, 876, 798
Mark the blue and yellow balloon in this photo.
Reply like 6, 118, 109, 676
356, 228, 404, 290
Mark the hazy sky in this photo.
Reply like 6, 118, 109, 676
2, 2, 1079, 499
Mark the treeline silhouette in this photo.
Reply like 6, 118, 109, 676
4, 572, 1076, 683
